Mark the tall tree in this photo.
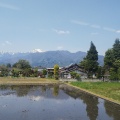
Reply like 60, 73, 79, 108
113, 38, 120, 60
80, 41, 98, 77
86, 41, 98, 61
104, 39, 120, 80
104, 49, 114, 70
54, 64, 59, 80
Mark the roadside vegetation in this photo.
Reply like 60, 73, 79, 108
70, 82, 120, 104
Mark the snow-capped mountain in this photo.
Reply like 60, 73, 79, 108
0, 50, 104, 67
31, 49, 44, 53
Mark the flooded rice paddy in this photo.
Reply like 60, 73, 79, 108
0, 84, 120, 120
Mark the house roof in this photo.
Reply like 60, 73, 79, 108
60, 63, 85, 73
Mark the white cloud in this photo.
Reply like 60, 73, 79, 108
0, 2, 20, 10
57, 46, 63, 50
103, 27, 116, 32
72, 20, 120, 34
53, 29, 70, 35
71, 20, 89, 26
116, 30, 120, 33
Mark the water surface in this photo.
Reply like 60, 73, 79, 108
0, 85, 120, 120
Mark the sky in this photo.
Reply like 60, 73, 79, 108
0, 0, 120, 55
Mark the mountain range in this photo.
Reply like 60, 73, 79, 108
0, 50, 104, 67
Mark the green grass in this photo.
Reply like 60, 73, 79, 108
70, 82, 120, 104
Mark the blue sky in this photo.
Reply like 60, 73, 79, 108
0, 0, 120, 55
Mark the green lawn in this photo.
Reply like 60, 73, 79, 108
70, 82, 120, 104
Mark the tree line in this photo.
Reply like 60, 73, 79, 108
0, 59, 47, 77
80, 38, 120, 81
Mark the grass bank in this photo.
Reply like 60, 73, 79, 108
70, 82, 120, 104
0, 77, 59, 85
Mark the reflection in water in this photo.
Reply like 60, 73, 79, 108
0, 85, 120, 120
0, 85, 9, 90
104, 101, 120, 120
41, 86, 46, 93
81, 95, 98, 120
53, 86, 59, 97
13, 86, 32, 97
61, 85, 98, 120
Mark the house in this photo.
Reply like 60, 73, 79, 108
37, 66, 46, 72
59, 64, 87, 79
46, 68, 54, 78
46, 64, 87, 79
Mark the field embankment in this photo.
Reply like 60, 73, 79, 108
69, 82, 120, 104
0, 77, 59, 85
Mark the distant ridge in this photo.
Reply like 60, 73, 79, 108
0, 50, 104, 67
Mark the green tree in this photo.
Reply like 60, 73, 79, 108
22, 68, 32, 77
104, 39, 120, 70
113, 38, 120, 60
113, 60, 120, 70
70, 71, 81, 81
42, 69, 47, 78
96, 66, 105, 79
54, 64, 59, 80
80, 41, 98, 77
109, 68, 118, 81
118, 68, 120, 80
86, 42, 98, 61
33, 69, 38, 77
12, 60, 31, 77
96, 66, 102, 79
13, 59, 31, 69
48, 72, 54, 78
75, 74, 81, 81
6, 63, 11, 68
11, 69, 21, 77
104, 49, 114, 70
0, 65, 9, 77
79, 59, 88, 71
70, 71, 77, 79
104, 39, 120, 80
